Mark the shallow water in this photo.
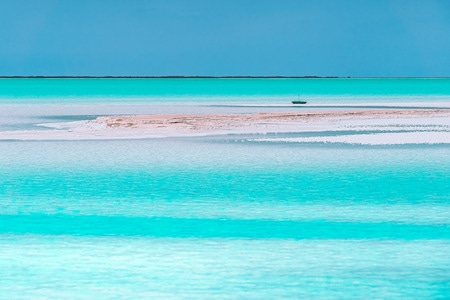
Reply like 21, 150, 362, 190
1, 78, 449, 298
1, 237, 449, 299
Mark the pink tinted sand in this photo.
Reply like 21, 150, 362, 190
0, 109, 449, 144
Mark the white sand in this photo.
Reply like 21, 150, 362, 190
1, 109, 449, 145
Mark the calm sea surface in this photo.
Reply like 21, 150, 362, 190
1, 78, 449, 298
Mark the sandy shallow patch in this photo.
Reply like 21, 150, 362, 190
0, 109, 449, 143
93, 109, 448, 130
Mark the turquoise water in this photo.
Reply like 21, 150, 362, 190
1, 77, 450, 103
1, 79, 450, 298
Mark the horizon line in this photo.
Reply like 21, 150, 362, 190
1, 76, 449, 79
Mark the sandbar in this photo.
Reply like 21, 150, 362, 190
1, 108, 449, 144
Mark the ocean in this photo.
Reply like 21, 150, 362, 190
1, 78, 449, 298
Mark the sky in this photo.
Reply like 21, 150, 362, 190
1, 0, 450, 77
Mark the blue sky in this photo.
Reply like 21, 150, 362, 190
1, 0, 449, 76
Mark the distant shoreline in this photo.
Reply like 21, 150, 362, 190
1, 76, 449, 79
0, 75, 340, 79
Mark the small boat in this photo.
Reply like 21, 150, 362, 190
292, 94, 307, 104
